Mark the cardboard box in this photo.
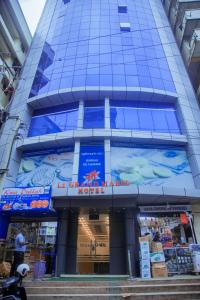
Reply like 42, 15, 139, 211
140, 268, 151, 279
140, 241, 150, 251
140, 259, 150, 269
0, 261, 11, 277
140, 259, 151, 279
152, 262, 168, 278
192, 252, 200, 272
140, 251, 150, 260
139, 236, 150, 242
151, 242, 163, 252
150, 251, 165, 263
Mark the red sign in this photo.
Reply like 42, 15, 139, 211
69, 180, 129, 188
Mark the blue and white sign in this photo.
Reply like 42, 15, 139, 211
78, 145, 105, 186
111, 145, 194, 188
0, 186, 51, 212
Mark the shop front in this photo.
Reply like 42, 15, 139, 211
138, 205, 197, 279
0, 186, 57, 277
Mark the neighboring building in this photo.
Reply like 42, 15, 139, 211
162, 0, 200, 102
1, 0, 200, 277
0, 0, 31, 119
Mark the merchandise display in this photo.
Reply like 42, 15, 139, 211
139, 213, 195, 277
2, 222, 57, 276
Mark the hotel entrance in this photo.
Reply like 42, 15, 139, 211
77, 209, 110, 274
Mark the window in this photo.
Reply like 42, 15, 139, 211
28, 103, 78, 137
63, 0, 70, 3
118, 5, 127, 13
110, 101, 180, 134
84, 101, 104, 129
120, 23, 131, 32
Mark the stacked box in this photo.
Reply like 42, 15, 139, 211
140, 240, 151, 279
150, 251, 165, 263
152, 262, 168, 278
192, 252, 200, 272
151, 242, 163, 252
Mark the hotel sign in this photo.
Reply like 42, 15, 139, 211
69, 180, 129, 194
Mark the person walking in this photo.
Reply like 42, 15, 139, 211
10, 227, 28, 276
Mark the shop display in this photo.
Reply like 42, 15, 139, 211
139, 212, 195, 277
3, 222, 57, 276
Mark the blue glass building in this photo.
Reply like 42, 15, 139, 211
1, 0, 200, 276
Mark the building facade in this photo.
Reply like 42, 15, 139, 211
162, 0, 200, 102
0, 0, 31, 117
1, 0, 200, 276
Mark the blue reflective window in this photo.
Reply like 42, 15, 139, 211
110, 101, 181, 134
84, 101, 104, 129
28, 103, 78, 137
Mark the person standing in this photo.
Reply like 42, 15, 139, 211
10, 228, 28, 276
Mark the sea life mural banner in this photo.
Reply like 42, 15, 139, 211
78, 144, 105, 186
16, 147, 74, 188
111, 145, 194, 188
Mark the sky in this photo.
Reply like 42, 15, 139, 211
19, 0, 47, 35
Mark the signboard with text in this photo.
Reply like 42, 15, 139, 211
0, 186, 51, 212
78, 144, 105, 186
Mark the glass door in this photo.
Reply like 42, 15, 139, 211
77, 209, 109, 274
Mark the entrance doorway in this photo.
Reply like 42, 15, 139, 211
77, 209, 110, 274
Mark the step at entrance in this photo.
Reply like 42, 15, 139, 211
25, 276, 200, 300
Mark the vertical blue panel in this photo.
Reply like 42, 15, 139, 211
0, 215, 10, 240
78, 144, 105, 186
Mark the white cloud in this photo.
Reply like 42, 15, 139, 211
19, 0, 47, 35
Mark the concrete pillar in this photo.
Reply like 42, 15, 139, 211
109, 210, 126, 274
125, 208, 140, 277
66, 209, 79, 274
56, 210, 69, 276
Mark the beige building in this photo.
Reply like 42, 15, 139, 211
0, 0, 31, 124
162, 0, 200, 102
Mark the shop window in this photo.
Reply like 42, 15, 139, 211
28, 103, 78, 137
118, 5, 127, 13
110, 101, 180, 134
83, 101, 104, 129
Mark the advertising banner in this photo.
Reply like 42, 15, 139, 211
78, 144, 105, 186
0, 186, 51, 212
16, 148, 73, 188
111, 145, 194, 188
